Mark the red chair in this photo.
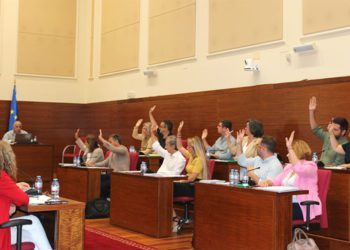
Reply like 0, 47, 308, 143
174, 159, 215, 232
0, 219, 35, 250
129, 152, 139, 171
293, 169, 331, 231
104, 150, 110, 159
61, 137, 86, 164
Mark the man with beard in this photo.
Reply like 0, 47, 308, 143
309, 96, 348, 166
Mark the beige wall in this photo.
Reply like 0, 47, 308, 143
0, 0, 350, 104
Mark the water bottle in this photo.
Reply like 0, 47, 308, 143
312, 152, 318, 163
51, 178, 60, 200
229, 169, 235, 186
33, 136, 37, 144
76, 156, 81, 167
34, 176, 43, 195
233, 170, 240, 185
206, 149, 211, 159
129, 145, 135, 152
140, 161, 148, 175
73, 156, 77, 166
242, 169, 249, 187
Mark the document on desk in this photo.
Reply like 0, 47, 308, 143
29, 195, 51, 205
144, 173, 185, 178
199, 179, 227, 185
254, 186, 300, 193
323, 166, 347, 170
59, 163, 77, 167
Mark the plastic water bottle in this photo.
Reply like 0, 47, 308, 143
140, 161, 148, 175
312, 152, 318, 163
242, 170, 249, 187
34, 176, 43, 195
129, 145, 135, 152
51, 178, 60, 200
206, 149, 211, 159
33, 136, 37, 144
229, 169, 235, 186
233, 170, 240, 185
76, 156, 81, 167
73, 156, 77, 166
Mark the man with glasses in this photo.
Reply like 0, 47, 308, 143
201, 120, 236, 160
235, 130, 282, 185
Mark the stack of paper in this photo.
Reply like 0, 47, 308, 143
254, 186, 300, 193
29, 195, 51, 205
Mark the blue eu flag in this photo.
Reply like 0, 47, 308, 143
8, 85, 18, 131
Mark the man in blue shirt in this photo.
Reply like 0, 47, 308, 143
201, 120, 236, 160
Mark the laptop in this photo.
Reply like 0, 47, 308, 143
15, 133, 33, 144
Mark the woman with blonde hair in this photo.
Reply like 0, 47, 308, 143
260, 131, 321, 221
172, 121, 208, 232
132, 119, 153, 154
0, 141, 52, 250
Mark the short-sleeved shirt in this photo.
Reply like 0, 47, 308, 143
342, 142, 350, 164
312, 126, 347, 165
183, 150, 204, 179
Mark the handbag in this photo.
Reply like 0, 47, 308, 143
85, 198, 110, 219
287, 228, 319, 250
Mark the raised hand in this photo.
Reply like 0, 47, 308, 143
327, 123, 334, 134
98, 129, 103, 140
309, 96, 317, 111
285, 131, 295, 150
178, 121, 184, 133
135, 119, 143, 127
149, 105, 156, 113
201, 129, 208, 140
236, 129, 245, 144
74, 129, 80, 140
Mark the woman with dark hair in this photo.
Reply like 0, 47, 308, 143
0, 141, 51, 249
227, 118, 264, 158
74, 129, 104, 165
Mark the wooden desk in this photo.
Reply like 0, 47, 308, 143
212, 159, 239, 181
110, 172, 181, 237
13, 144, 54, 184
56, 166, 113, 202
21, 198, 85, 250
308, 169, 350, 249
139, 154, 162, 173
194, 183, 307, 250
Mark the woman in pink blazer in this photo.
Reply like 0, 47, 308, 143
260, 131, 321, 221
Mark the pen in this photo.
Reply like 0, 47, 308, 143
247, 167, 260, 172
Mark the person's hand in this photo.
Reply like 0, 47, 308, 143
149, 105, 156, 114
309, 96, 317, 111
224, 129, 233, 139
259, 180, 269, 187
236, 129, 245, 145
201, 129, 208, 140
98, 129, 103, 141
285, 131, 295, 150
16, 182, 30, 191
178, 121, 184, 133
74, 129, 80, 140
327, 123, 334, 134
85, 161, 93, 167
135, 119, 143, 127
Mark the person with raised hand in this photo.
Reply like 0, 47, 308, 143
309, 96, 348, 166
74, 129, 104, 165
149, 105, 173, 149
132, 119, 153, 154
259, 131, 321, 221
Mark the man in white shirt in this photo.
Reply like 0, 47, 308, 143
2, 121, 28, 142
152, 135, 186, 175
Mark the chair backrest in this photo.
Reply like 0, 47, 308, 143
207, 159, 215, 179
317, 169, 332, 228
129, 152, 139, 171
104, 150, 111, 159
181, 139, 188, 149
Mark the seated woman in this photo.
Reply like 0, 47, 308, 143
132, 119, 153, 154
74, 129, 104, 165
0, 141, 51, 250
172, 121, 209, 231
227, 118, 264, 158
328, 123, 350, 167
259, 131, 322, 221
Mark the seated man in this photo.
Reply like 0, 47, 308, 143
2, 121, 28, 142
151, 129, 186, 175
309, 96, 348, 166
201, 120, 236, 159
236, 130, 283, 185
87, 130, 130, 198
